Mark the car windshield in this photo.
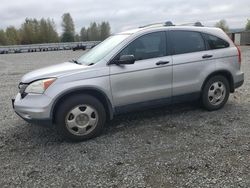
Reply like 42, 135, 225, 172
77, 34, 130, 65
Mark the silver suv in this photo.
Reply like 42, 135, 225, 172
12, 23, 244, 141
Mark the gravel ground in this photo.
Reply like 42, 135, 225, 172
0, 48, 249, 187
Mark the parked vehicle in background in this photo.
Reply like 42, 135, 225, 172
72, 44, 86, 51
0, 42, 99, 54
12, 22, 244, 141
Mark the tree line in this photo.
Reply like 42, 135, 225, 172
1, 13, 250, 46
0, 13, 111, 46
215, 19, 250, 32
61, 13, 110, 42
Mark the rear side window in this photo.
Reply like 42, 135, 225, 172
170, 31, 205, 55
203, 33, 229, 49
119, 32, 167, 61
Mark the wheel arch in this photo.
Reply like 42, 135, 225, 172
201, 70, 234, 93
51, 87, 114, 123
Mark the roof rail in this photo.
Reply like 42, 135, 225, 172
139, 22, 164, 28
139, 21, 203, 28
139, 21, 175, 28
178, 22, 204, 27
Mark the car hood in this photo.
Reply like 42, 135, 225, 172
21, 62, 88, 83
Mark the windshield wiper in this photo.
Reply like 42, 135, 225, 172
70, 59, 81, 65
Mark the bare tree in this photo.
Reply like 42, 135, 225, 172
245, 19, 250, 31
215, 19, 229, 32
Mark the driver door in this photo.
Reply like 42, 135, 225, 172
109, 31, 173, 110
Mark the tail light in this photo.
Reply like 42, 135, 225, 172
236, 45, 241, 65
226, 33, 241, 65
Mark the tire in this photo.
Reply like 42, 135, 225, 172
55, 94, 106, 141
202, 75, 230, 111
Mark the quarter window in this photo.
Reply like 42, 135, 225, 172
203, 33, 229, 49
119, 32, 167, 61
170, 31, 205, 55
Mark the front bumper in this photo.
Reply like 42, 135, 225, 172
12, 93, 53, 126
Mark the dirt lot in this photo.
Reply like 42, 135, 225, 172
0, 47, 249, 187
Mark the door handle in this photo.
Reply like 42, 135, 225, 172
156, 61, 169, 65
202, 54, 213, 59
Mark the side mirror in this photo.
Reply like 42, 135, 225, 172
114, 55, 135, 65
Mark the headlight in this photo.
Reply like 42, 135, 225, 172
25, 78, 56, 94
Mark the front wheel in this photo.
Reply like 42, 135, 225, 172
55, 94, 106, 141
202, 75, 230, 111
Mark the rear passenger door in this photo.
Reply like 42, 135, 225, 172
169, 30, 216, 98
201, 33, 234, 70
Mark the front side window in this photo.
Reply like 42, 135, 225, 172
170, 31, 205, 55
118, 32, 167, 61
203, 33, 229, 49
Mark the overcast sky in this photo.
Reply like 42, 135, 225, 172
0, 0, 249, 33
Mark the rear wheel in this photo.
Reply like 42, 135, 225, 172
202, 75, 230, 111
55, 94, 106, 141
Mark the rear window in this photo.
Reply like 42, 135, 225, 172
170, 31, 205, 55
203, 33, 229, 50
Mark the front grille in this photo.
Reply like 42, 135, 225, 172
18, 83, 28, 98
